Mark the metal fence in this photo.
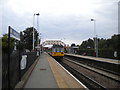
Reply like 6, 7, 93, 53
2, 50, 40, 89
20, 51, 38, 77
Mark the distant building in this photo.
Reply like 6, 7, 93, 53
71, 46, 79, 54
42, 40, 65, 46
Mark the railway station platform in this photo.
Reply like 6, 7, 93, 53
16, 52, 87, 89
65, 53, 119, 64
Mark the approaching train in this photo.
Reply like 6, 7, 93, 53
48, 44, 64, 58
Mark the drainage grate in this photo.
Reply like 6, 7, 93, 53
40, 68, 47, 70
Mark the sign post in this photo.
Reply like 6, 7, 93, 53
8, 26, 20, 88
8, 26, 11, 89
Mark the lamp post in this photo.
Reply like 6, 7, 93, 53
91, 19, 98, 57
36, 13, 40, 47
33, 13, 40, 51
33, 14, 35, 51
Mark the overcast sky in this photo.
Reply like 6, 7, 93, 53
1, 0, 119, 45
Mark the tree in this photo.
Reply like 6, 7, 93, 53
111, 34, 118, 50
118, 34, 120, 59
79, 38, 94, 49
98, 38, 106, 50
2, 34, 15, 53
20, 27, 39, 51
79, 34, 119, 51
87, 38, 94, 49
71, 43, 76, 47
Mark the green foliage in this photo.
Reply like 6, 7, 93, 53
98, 38, 106, 50
71, 43, 76, 47
111, 34, 118, 50
78, 34, 120, 59
80, 34, 119, 51
2, 34, 15, 52
20, 27, 39, 51
79, 38, 94, 49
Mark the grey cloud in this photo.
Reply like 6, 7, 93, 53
1, 0, 119, 45
2, 5, 33, 35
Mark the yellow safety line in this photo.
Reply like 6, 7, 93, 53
47, 57, 69, 88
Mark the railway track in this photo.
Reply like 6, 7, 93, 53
64, 55, 120, 76
64, 57, 120, 82
57, 57, 120, 89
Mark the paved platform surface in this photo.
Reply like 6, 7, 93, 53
24, 53, 58, 88
23, 52, 86, 89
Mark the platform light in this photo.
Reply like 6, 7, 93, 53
33, 13, 40, 51
91, 19, 98, 57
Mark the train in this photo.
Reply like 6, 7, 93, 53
47, 44, 64, 59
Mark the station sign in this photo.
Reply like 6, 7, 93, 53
10, 26, 20, 41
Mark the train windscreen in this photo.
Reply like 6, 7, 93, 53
53, 48, 64, 52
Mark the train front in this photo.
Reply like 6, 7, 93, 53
52, 44, 64, 58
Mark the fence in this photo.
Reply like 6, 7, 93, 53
77, 49, 119, 59
20, 51, 38, 78
2, 50, 40, 89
